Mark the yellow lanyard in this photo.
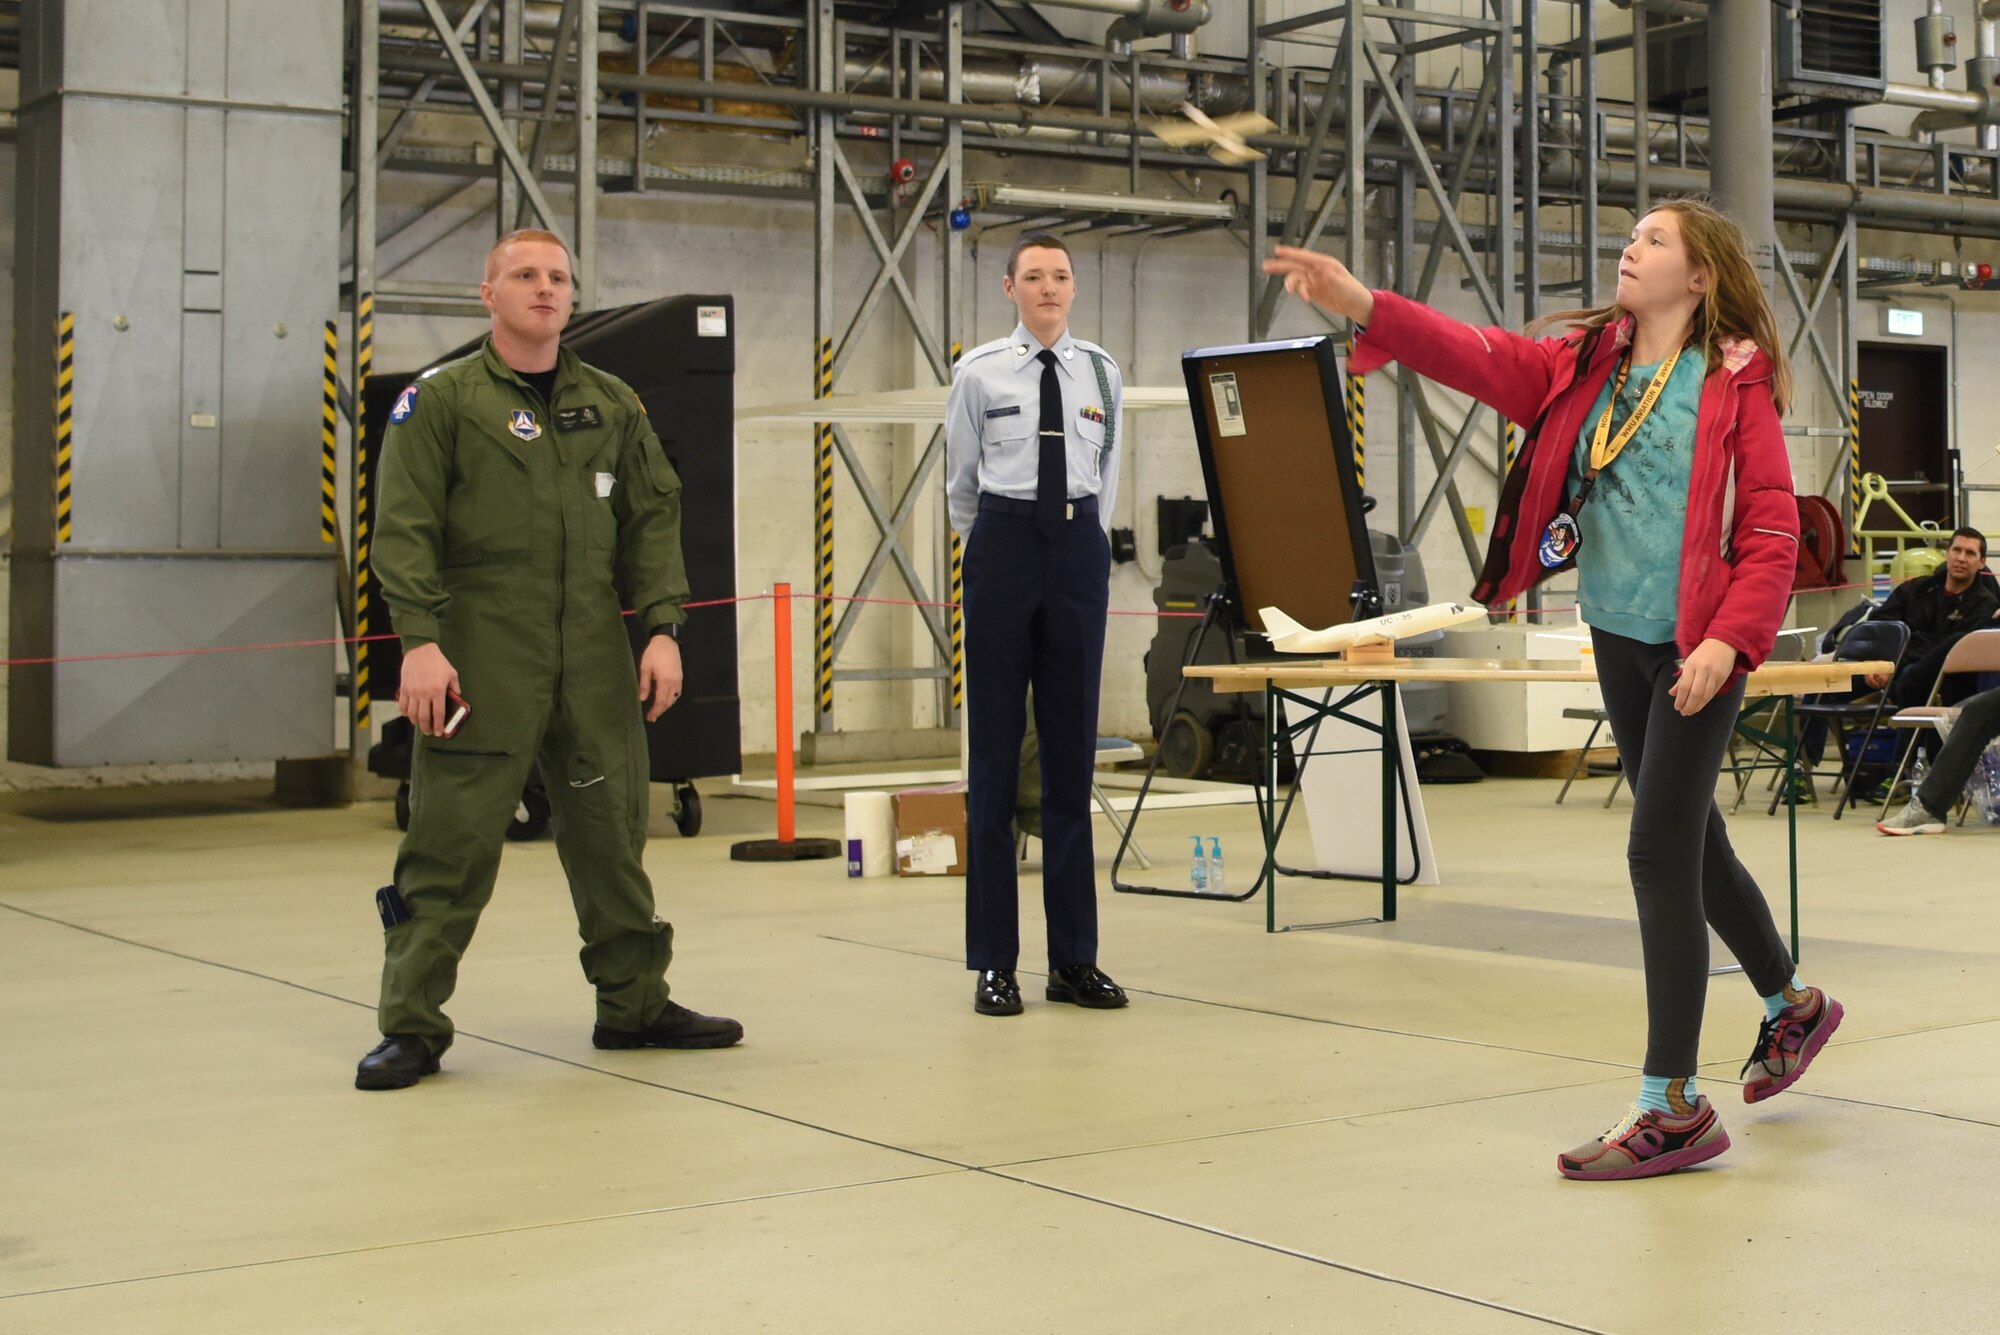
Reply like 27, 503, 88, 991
1588, 347, 1682, 475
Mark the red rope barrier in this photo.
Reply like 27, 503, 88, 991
4, 575, 1902, 669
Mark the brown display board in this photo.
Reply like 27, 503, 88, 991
1181, 336, 1374, 655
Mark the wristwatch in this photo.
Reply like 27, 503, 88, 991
651, 622, 680, 640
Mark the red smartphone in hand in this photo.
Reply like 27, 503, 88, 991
442, 689, 471, 739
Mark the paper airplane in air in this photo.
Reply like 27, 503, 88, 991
1148, 102, 1278, 165
1256, 601, 1488, 654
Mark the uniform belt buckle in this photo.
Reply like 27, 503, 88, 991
1065, 502, 1075, 521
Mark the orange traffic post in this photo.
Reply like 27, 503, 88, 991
731, 582, 839, 863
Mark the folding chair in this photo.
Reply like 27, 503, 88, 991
1726, 627, 1815, 812
1016, 736, 1152, 869
1882, 705, 1982, 825
1556, 707, 1623, 807
1093, 737, 1150, 869
1781, 619, 1910, 819
1878, 628, 2000, 820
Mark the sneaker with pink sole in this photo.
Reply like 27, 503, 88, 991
1741, 986, 1844, 1103
1557, 1096, 1730, 1181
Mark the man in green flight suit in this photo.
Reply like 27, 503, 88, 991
356, 228, 741, 1091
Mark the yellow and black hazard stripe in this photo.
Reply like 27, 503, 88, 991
1346, 371, 1365, 490
354, 293, 375, 728
949, 529, 965, 712
1847, 377, 1862, 556
813, 337, 835, 721
948, 341, 964, 714
321, 321, 339, 545
53, 312, 75, 545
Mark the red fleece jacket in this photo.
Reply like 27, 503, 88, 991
1350, 291, 1801, 675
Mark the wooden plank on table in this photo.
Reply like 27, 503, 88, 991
1184, 658, 1895, 695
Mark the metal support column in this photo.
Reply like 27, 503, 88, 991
499, 0, 523, 232
351, 0, 381, 742
812, 0, 837, 731
942, 4, 966, 725
1841, 113, 1863, 552
1247, 1, 1269, 338
1581, 0, 1601, 307
1633, 2, 1650, 217
1708, 0, 1776, 273
574, 0, 599, 310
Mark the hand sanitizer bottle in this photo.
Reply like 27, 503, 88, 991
1189, 835, 1209, 892
1207, 836, 1225, 894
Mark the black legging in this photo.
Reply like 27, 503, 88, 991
1593, 629, 1797, 1075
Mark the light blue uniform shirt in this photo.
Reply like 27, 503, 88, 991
1567, 348, 1706, 644
944, 322, 1123, 536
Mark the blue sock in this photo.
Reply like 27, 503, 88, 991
1762, 973, 1806, 1021
1639, 1074, 1698, 1114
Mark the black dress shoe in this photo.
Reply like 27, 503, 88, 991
1046, 964, 1128, 1009
355, 1034, 440, 1090
593, 1000, 744, 1050
973, 969, 1024, 1016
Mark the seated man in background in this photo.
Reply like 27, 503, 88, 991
1801, 527, 1998, 779
1878, 682, 2000, 834
1880, 528, 2000, 709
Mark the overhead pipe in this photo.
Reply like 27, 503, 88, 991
839, 50, 1243, 116
1030, 0, 1212, 33
379, 0, 604, 39
377, 41, 2000, 235
1546, 155, 2000, 234
1910, 7, 2000, 148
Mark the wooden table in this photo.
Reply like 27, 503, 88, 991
1181, 657, 1894, 946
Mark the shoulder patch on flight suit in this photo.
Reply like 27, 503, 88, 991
390, 384, 419, 423
556, 405, 603, 432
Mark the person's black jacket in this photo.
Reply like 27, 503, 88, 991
1871, 566, 2000, 659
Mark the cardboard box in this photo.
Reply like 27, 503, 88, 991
892, 785, 967, 877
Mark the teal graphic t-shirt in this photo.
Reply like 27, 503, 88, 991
1567, 348, 1706, 644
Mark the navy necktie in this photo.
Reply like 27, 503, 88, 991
1036, 349, 1065, 528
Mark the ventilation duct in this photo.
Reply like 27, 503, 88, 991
1776, 0, 1890, 100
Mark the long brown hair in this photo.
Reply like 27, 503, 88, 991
1527, 196, 1793, 415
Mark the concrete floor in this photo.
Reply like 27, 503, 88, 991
1, 769, 1994, 1333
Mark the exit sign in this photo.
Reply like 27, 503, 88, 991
1882, 307, 1924, 337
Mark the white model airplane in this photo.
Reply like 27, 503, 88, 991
1256, 601, 1488, 654
1148, 102, 1277, 165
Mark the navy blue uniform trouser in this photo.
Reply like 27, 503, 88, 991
1593, 629, 1796, 1075
962, 502, 1110, 972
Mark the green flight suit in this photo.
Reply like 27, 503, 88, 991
372, 338, 688, 1054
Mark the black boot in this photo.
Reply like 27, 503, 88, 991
1046, 964, 1128, 1009
593, 1001, 744, 1050
973, 969, 1024, 1016
355, 1034, 441, 1090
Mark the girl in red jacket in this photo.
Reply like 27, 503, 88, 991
1265, 197, 1844, 1181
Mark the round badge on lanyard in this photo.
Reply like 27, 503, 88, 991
1539, 511, 1581, 568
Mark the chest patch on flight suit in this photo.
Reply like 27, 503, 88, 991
390, 384, 419, 423
556, 405, 604, 432
508, 408, 542, 441
984, 405, 1021, 420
